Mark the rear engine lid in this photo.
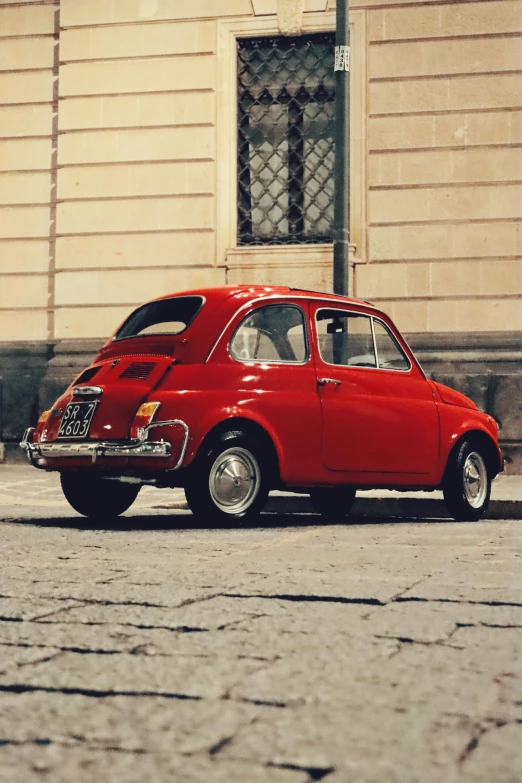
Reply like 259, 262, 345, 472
44, 355, 174, 442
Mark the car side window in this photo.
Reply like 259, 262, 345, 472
373, 320, 410, 371
316, 310, 376, 368
230, 305, 307, 363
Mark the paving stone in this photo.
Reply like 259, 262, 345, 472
34, 595, 269, 633
218, 705, 474, 783
0, 691, 260, 755
458, 723, 522, 783
0, 597, 82, 622
0, 649, 266, 700
0, 645, 60, 675
0, 580, 221, 608
0, 745, 309, 783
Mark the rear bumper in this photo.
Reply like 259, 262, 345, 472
20, 419, 189, 470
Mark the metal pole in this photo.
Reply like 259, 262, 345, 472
333, 0, 350, 296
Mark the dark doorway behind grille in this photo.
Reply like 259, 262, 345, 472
237, 33, 335, 246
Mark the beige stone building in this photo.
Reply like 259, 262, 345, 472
0, 0, 521, 466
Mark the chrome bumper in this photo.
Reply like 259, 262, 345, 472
20, 419, 189, 470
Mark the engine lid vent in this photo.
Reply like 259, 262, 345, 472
74, 365, 100, 385
119, 361, 157, 381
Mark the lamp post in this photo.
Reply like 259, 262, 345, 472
333, 0, 350, 296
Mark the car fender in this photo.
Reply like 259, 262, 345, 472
436, 402, 502, 481
153, 390, 288, 476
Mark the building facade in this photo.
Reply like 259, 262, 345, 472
0, 0, 521, 467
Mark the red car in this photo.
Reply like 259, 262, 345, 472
22, 286, 502, 523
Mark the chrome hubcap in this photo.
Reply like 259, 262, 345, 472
463, 451, 487, 509
209, 447, 260, 514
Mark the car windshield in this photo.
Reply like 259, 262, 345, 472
114, 296, 203, 340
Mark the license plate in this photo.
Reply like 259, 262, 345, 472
57, 401, 98, 439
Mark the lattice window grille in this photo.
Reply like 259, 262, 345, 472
237, 33, 336, 246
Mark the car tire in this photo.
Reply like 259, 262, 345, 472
184, 430, 269, 524
309, 487, 356, 520
60, 473, 140, 518
442, 440, 491, 522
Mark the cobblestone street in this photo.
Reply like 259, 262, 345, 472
0, 466, 521, 782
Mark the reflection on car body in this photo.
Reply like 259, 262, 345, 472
21, 285, 503, 523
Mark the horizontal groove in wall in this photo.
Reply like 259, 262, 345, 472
367, 255, 522, 264
0, 271, 48, 278
58, 123, 214, 134
0, 235, 48, 242
0, 101, 54, 108
55, 227, 214, 238
0, 306, 48, 312
0, 202, 51, 208
60, 51, 214, 66
0, 135, 52, 141
371, 217, 522, 227
56, 193, 213, 203
370, 69, 522, 84
0, 168, 51, 175
0, 1, 57, 6
370, 106, 522, 118
0, 33, 56, 42
0, 264, 214, 276
370, 31, 522, 46
370, 143, 522, 155
60, 15, 251, 31
0, 67, 54, 75
356, 0, 517, 10
370, 180, 522, 191
0, 259, 513, 274
57, 157, 214, 169
54, 263, 216, 273
59, 88, 214, 100
370, 294, 522, 302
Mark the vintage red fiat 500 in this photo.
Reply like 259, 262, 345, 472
22, 286, 502, 523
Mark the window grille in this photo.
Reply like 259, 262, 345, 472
237, 33, 335, 246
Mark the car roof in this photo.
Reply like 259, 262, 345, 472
152, 285, 375, 309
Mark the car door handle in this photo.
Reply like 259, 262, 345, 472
317, 377, 342, 386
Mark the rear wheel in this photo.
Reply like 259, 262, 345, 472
443, 440, 491, 521
309, 487, 357, 520
184, 430, 269, 524
60, 473, 140, 518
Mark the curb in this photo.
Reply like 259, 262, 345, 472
264, 496, 522, 520
162, 496, 522, 520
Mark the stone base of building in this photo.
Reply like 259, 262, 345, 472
1, 333, 520, 473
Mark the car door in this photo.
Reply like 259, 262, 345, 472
311, 304, 439, 474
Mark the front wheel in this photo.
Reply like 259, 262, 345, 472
309, 487, 357, 520
443, 441, 491, 521
184, 431, 269, 524
60, 473, 140, 518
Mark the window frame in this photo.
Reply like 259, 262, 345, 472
216, 11, 367, 267
228, 303, 310, 366
314, 307, 412, 373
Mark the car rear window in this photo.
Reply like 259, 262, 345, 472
114, 296, 203, 340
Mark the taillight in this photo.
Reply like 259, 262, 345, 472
130, 402, 160, 440
34, 410, 51, 443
